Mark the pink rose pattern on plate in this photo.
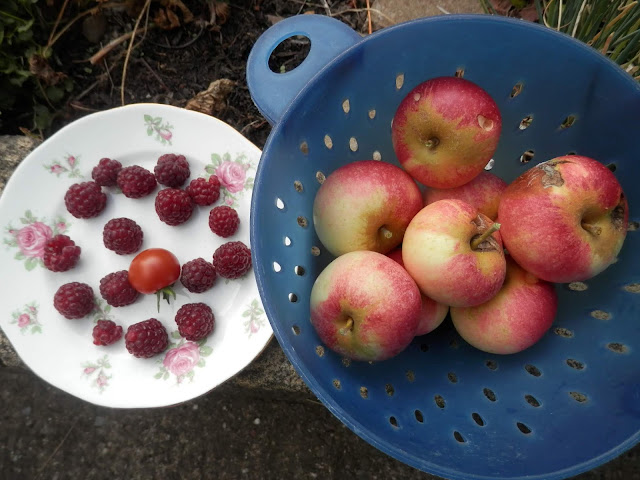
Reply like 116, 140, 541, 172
3, 210, 69, 270
10, 301, 42, 334
155, 331, 213, 384
242, 299, 266, 338
144, 115, 174, 145
82, 355, 112, 393
43, 154, 83, 178
204, 152, 255, 209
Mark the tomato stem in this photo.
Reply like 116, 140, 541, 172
156, 285, 177, 312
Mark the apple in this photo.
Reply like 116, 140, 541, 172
498, 155, 628, 283
312, 160, 423, 257
386, 247, 449, 336
391, 76, 502, 189
310, 250, 421, 361
451, 256, 558, 354
423, 171, 507, 220
402, 199, 506, 308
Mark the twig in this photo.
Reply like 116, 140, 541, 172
88, 26, 150, 65
365, 0, 372, 34
47, 0, 70, 46
296, 0, 307, 15
571, 0, 588, 38
34, 417, 79, 480
437, 6, 451, 14
331, 7, 396, 27
149, 25, 204, 49
121, 0, 153, 105
321, 0, 331, 16
48, 2, 125, 48
137, 57, 170, 91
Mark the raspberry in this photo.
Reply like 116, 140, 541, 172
175, 303, 215, 341
43, 235, 81, 272
99, 270, 140, 307
117, 165, 157, 198
53, 282, 95, 319
125, 318, 168, 358
213, 241, 252, 279
209, 206, 239, 237
155, 188, 194, 226
186, 176, 220, 206
64, 181, 107, 219
180, 258, 216, 293
92, 319, 123, 346
103, 217, 143, 255
92, 157, 122, 187
154, 154, 190, 187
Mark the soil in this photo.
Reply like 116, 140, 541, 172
16, 0, 371, 149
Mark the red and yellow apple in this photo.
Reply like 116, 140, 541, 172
386, 247, 449, 336
391, 76, 502, 189
312, 160, 423, 257
423, 171, 507, 220
310, 250, 421, 361
451, 256, 558, 354
498, 155, 628, 283
402, 199, 506, 308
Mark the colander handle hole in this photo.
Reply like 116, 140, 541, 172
268, 35, 311, 74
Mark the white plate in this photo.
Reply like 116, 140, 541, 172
0, 104, 273, 408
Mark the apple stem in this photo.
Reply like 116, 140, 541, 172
425, 137, 440, 149
471, 223, 501, 250
582, 222, 602, 236
380, 226, 393, 239
339, 317, 354, 336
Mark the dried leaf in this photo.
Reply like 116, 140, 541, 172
266, 14, 284, 25
185, 78, 235, 116
28, 54, 66, 86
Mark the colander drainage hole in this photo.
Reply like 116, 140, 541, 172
560, 115, 576, 129
628, 221, 639, 231
275, 198, 285, 210
525, 364, 542, 377
372, 151, 382, 161
315, 345, 325, 357
455, 67, 465, 78
606, 163, 617, 172
569, 391, 588, 403
389, 416, 399, 428
483, 388, 497, 402
434, 395, 446, 408
297, 216, 308, 228
453, 431, 466, 443
420, 343, 429, 352
623, 283, 640, 293
360, 386, 369, 399
342, 357, 351, 367
310, 246, 321, 256
342, 99, 350, 114
510, 82, 524, 98
294, 265, 305, 276
333, 379, 341, 390
566, 358, 584, 370
485, 359, 498, 371
519, 150, 535, 164
293, 180, 303, 192
554, 327, 574, 338
568, 281, 588, 291
349, 137, 358, 152
395, 73, 404, 90
485, 158, 495, 170
299, 141, 309, 155
385, 384, 395, 396
324, 135, 333, 149
472, 413, 485, 426
519, 115, 533, 130
517, 422, 532, 435
447, 372, 458, 384
406, 370, 415, 382
590, 310, 611, 320
414, 410, 424, 423
525, 394, 541, 407
292, 325, 301, 335
449, 338, 460, 349
368, 109, 376, 120
272, 262, 281, 273
284, 236, 291, 247
288, 293, 298, 303
607, 342, 629, 354
315, 171, 326, 184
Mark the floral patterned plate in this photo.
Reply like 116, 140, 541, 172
0, 104, 273, 408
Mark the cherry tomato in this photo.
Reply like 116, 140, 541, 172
128, 248, 180, 295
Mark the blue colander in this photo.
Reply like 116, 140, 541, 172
246, 14, 640, 480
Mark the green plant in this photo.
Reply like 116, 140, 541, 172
480, 0, 640, 80
0, 0, 74, 133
